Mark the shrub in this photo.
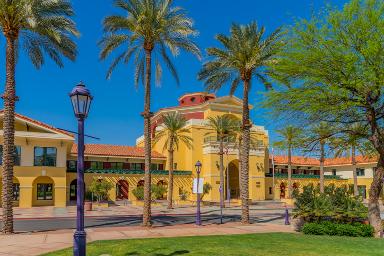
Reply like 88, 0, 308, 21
293, 184, 367, 223
201, 182, 212, 200
302, 221, 374, 237
132, 184, 168, 201
88, 179, 113, 202
179, 187, 190, 201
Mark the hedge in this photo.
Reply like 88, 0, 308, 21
302, 221, 374, 237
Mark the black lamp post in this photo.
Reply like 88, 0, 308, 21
195, 160, 202, 226
70, 82, 93, 256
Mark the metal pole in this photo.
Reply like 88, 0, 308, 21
272, 148, 275, 201
196, 169, 201, 226
284, 204, 290, 225
226, 149, 230, 206
74, 118, 86, 256
219, 185, 223, 224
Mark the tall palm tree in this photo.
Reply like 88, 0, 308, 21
307, 122, 334, 193
205, 115, 238, 217
273, 125, 302, 199
331, 123, 373, 197
99, 0, 200, 226
198, 22, 283, 223
152, 112, 193, 209
0, 0, 78, 234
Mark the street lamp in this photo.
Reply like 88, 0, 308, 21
195, 160, 202, 226
70, 82, 93, 256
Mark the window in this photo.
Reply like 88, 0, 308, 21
357, 168, 365, 176
67, 160, 77, 171
0, 145, 21, 166
90, 161, 103, 169
110, 162, 123, 169
13, 183, 20, 200
131, 163, 143, 170
173, 163, 178, 170
269, 187, 272, 195
151, 163, 158, 170
37, 184, 53, 200
332, 169, 337, 176
34, 147, 57, 166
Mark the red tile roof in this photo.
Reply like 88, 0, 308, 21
0, 110, 74, 137
71, 144, 165, 159
272, 155, 378, 167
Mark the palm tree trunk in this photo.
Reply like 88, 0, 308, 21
2, 36, 17, 234
219, 139, 225, 209
240, 79, 250, 224
287, 145, 292, 199
351, 145, 358, 197
142, 47, 152, 227
320, 141, 325, 193
167, 137, 174, 209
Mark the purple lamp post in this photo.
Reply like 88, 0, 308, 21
70, 82, 93, 256
195, 160, 202, 226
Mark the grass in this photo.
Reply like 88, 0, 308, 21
44, 233, 384, 256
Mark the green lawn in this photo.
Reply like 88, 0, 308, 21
44, 233, 384, 256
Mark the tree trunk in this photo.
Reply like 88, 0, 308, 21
240, 79, 250, 224
368, 153, 384, 237
167, 136, 174, 209
351, 145, 358, 197
142, 47, 152, 227
2, 37, 16, 234
319, 141, 325, 193
287, 145, 292, 199
219, 138, 225, 209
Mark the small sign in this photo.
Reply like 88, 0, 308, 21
193, 178, 204, 194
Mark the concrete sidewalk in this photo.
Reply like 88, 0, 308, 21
0, 222, 294, 256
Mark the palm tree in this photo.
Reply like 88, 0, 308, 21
273, 125, 302, 199
99, 0, 200, 226
152, 112, 193, 209
198, 22, 283, 223
331, 123, 373, 197
0, 0, 78, 234
306, 122, 334, 193
205, 115, 238, 214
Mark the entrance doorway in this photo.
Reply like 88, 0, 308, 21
225, 160, 240, 199
116, 180, 129, 200
70, 179, 77, 201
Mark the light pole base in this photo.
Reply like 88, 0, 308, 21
74, 230, 86, 256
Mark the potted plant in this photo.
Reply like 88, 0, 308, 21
88, 179, 113, 207
84, 191, 93, 211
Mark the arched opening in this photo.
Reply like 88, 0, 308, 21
280, 182, 286, 199
137, 180, 145, 187
70, 179, 77, 201
225, 160, 240, 199
156, 180, 168, 199
116, 180, 129, 200
33, 176, 55, 206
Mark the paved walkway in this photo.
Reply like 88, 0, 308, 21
4, 201, 287, 219
0, 222, 295, 256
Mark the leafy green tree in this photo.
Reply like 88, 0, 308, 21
89, 180, 113, 202
330, 123, 375, 197
264, 0, 384, 235
152, 112, 193, 209
273, 125, 303, 198
99, 0, 200, 226
198, 22, 283, 223
206, 115, 239, 212
0, 0, 79, 234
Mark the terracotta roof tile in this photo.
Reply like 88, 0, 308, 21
271, 155, 378, 167
71, 144, 165, 159
0, 110, 74, 137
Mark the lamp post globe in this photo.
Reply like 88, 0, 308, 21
70, 82, 92, 256
195, 160, 202, 226
70, 82, 93, 119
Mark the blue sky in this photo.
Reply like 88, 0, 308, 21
1, 0, 348, 146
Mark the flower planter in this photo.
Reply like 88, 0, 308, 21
84, 201, 93, 211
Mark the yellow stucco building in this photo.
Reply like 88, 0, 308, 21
0, 92, 376, 208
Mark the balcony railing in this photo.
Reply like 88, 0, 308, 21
265, 173, 345, 180
67, 168, 192, 176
